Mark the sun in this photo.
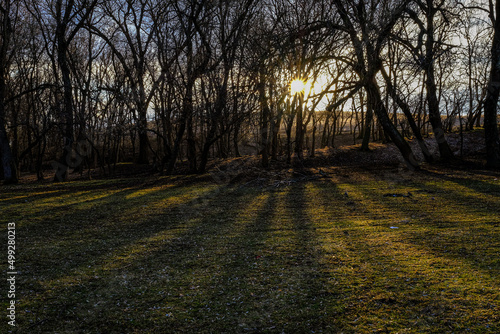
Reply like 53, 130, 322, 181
290, 79, 306, 95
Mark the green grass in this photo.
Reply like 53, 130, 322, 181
1, 169, 500, 333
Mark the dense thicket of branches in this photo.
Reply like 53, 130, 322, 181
0, 0, 499, 183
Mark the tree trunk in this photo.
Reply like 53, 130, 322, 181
198, 126, 216, 174
0, 3, 18, 185
366, 79, 419, 170
186, 111, 197, 173
425, 64, 454, 160
233, 122, 241, 157
167, 76, 195, 174
310, 117, 317, 158
271, 109, 281, 160
198, 72, 229, 174
484, 0, 500, 168
166, 119, 186, 174
361, 100, 374, 151
54, 34, 74, 182
294, 94, 304, 159
424, 3, 454, 161
286, 119, 293, 164
0, 101, 18, 184
137, 104, 150, 164
258, 71, 270, 168
381, 67, 433, 162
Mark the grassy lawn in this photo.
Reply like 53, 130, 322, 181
1, 167, 500, 333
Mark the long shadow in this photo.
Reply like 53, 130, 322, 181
15, 184, 261, 333
312, 180, 500, 332
17, 183, 223, 285
0, 189, 70, 206
0, 174, 203, 208
281, 183, 340, 331
418, 180, 500, 214
422, 168, 500, 198
179, 183, 341, 332
308, 181, 397, 330
13, 177, 211, 233
15, 182, 342, 333
6, 182, 205, 283
168, 188, 281, 332
0, 178, 162, 226
348, 178, 500, 278
9, 176, 500, 333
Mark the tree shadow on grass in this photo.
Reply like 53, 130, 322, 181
0, 189, 70, 207
8, 175, 500, 333
349, 179, 500, 277
16, 182, 223, 282
279, 184, 338, 331
421, 168, 500, 198
134, 185, 337, 333
12, 182, 346, 334
173, 184, 341, 333
13, 185, 258, 333
311, 180, 500, 333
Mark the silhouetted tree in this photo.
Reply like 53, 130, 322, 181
0, 0, 19, 184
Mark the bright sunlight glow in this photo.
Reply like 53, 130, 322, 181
290, 79, 306, 95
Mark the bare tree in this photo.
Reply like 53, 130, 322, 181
0, 0, 19, 184
396, 0, 455, 161
380, 66, 434, 162
331, 0, 419, 169
484, 0, 500, 167
26, 0, 98, 181
197, 0, 257, 173
91, 0, 165, 165
165, 0, 212, 173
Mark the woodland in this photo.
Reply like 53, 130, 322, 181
0, 0, 499, 185
2, 1, 500, 333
